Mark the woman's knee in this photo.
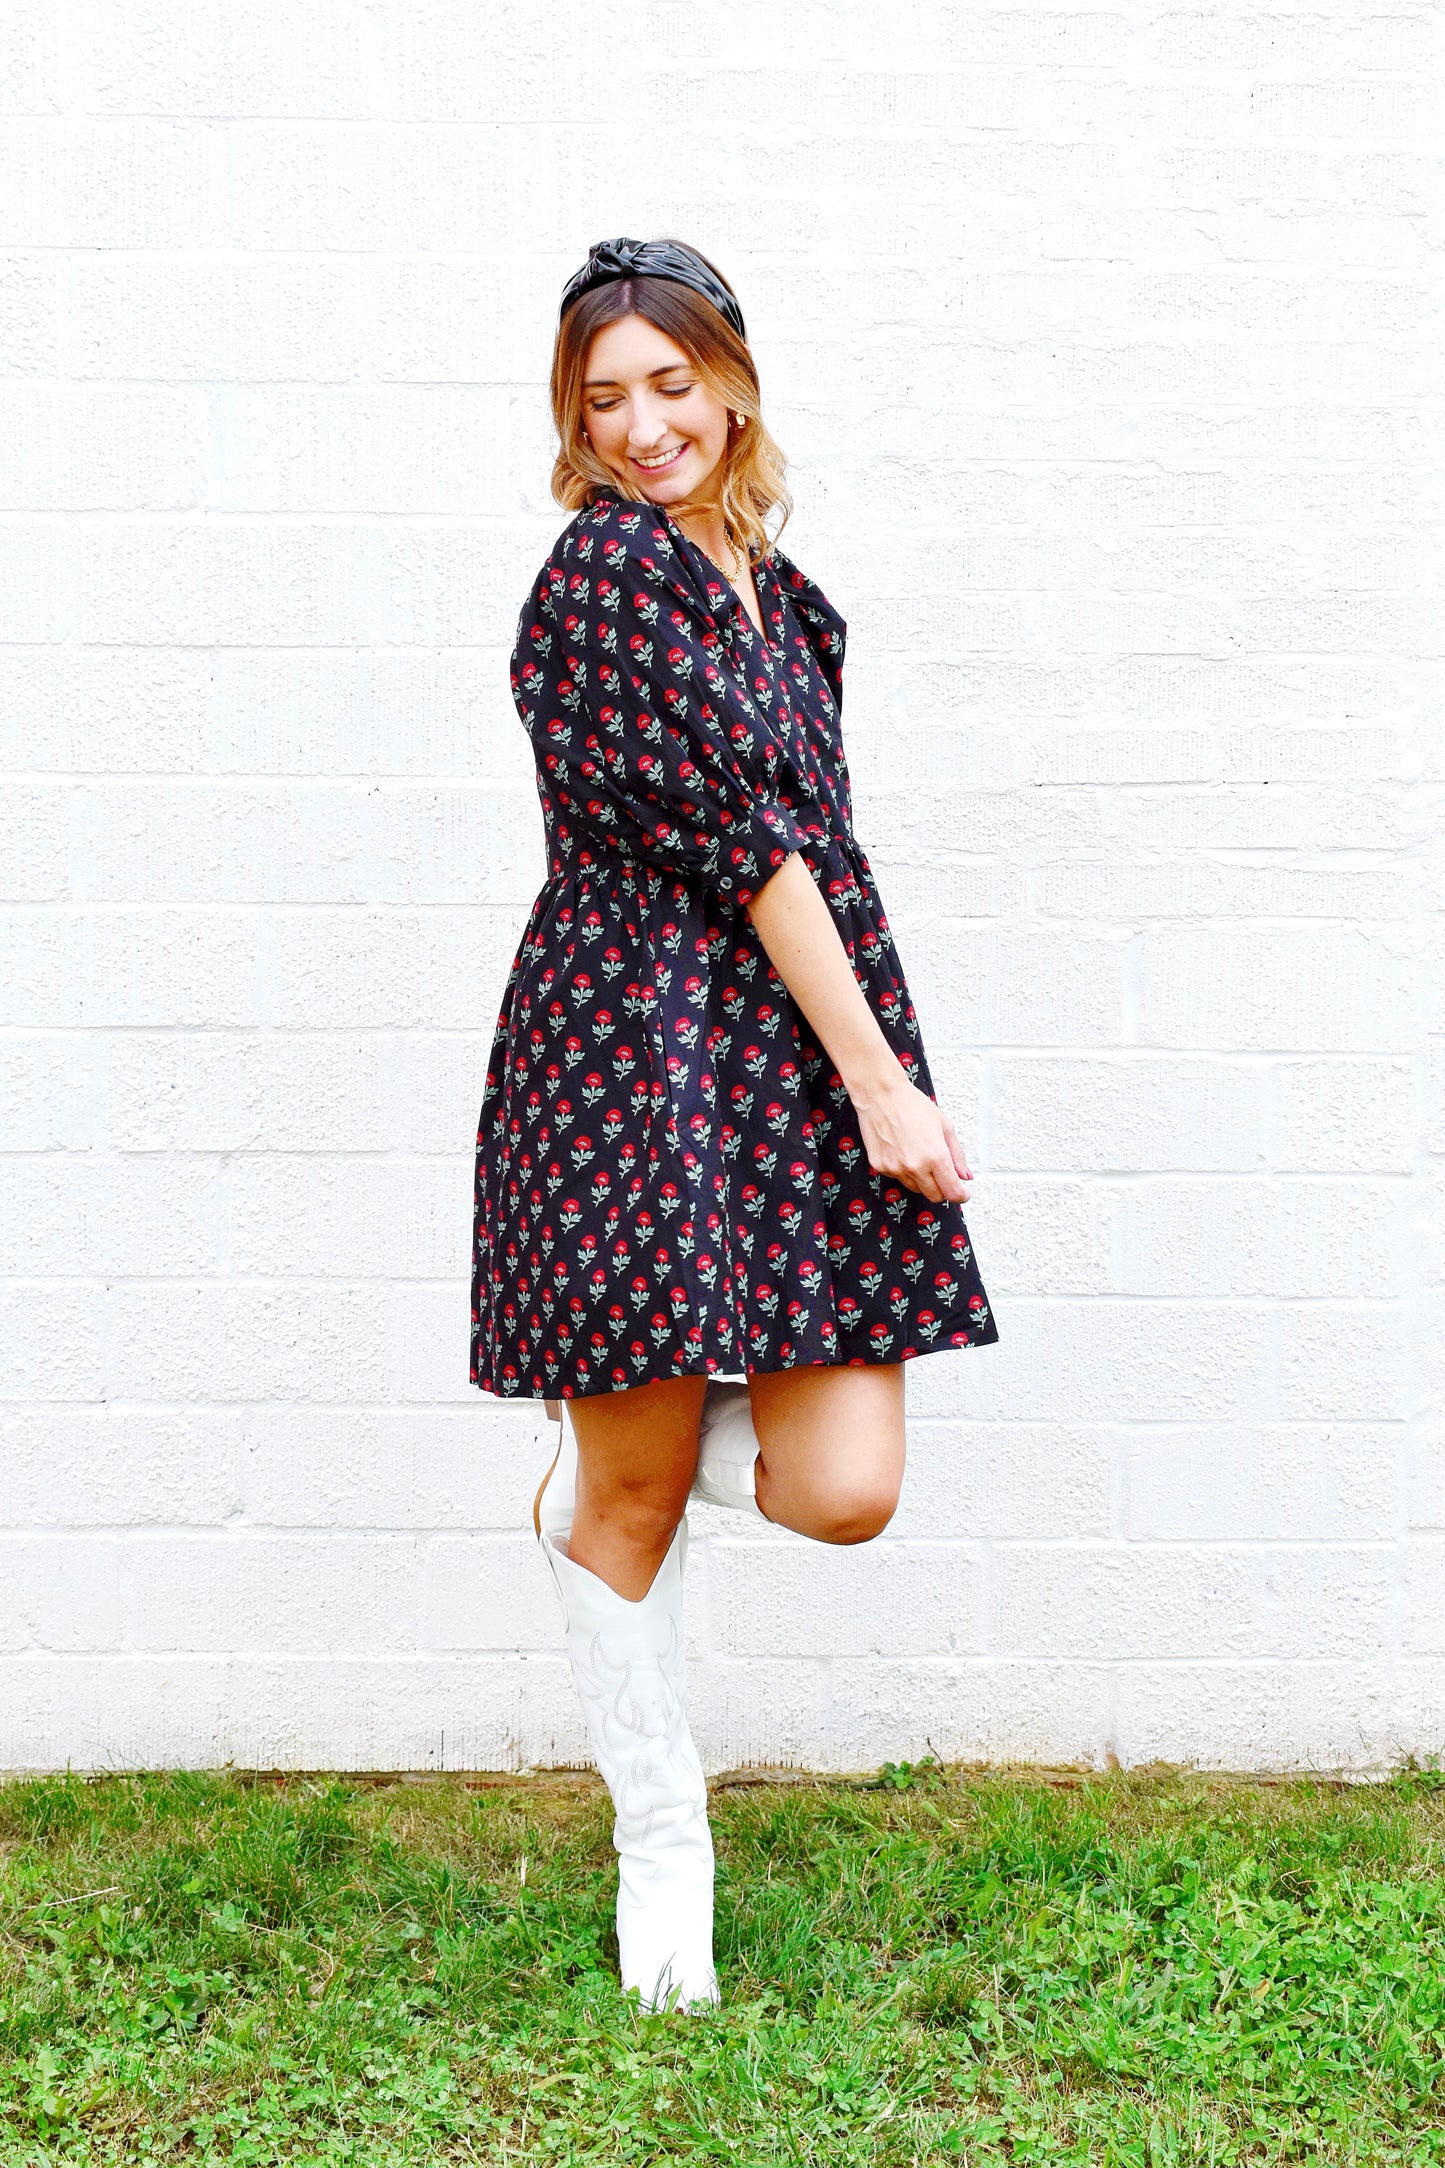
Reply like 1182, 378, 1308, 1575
749, 1366, 906, 1545
579, 1464, 691, 1546
793, 1472, 901, 1546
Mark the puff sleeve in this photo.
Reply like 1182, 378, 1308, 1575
515, 504, 809, 907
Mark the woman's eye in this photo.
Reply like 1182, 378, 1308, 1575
662, 386, 693, 398
589, 399, 621, 413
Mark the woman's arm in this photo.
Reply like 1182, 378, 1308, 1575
746, 851, 972, 1206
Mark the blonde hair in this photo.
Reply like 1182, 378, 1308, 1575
549, 246, 791, 568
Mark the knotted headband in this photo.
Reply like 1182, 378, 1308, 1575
559, 236, 748, 344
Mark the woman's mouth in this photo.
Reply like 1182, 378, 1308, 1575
632, 442, 688, 474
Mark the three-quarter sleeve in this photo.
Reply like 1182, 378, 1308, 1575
516, 503, 808, 907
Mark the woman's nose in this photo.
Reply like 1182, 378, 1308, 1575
627, 403, 668, 450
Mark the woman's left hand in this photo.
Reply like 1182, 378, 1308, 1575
851, 1071, 974, 1204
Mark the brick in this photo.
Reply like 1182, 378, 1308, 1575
228, 1156, 469, 1278
0, 5, 56, 114
1, 121, 224, 250
1128, 1424, 1397, 1543
0, 253, 55, 373
75, 784, 370, 905
858, 857, 1021, 923
993, 1056, 1272, 1173
897, 1421, 1114, 1541
1425, 1041, 1445, 1154
0, 386, 202, 510
372, 785, 542, 906
0, 1034, 93, 1150
238, 1405, 545, 1531
987, 1298, 1270, 1423
704, 1539, 985, 1659
75, 4, 372, 119
1393, 1664, 1445, 1769
820, 1657, 1117, 1770
994, 1544, 1392, 1662
1146, 13, 1434, 73
0, 1286, 105, 1400
221, 1657, 541, 1772
0, 1154, 222, 1275
1253, 81, 1434, 144
0, 518, 68, 639
1112, 1177, 1403, 1299
386, 1281, 485, 1408
0, 1537, 123, 1651
70, 260, 366, 380
109, 1284, 389, 1403
0, 784, 68, 898
1108, 786, 1425, 855
264, 908, 522, 1030
1140, 929, 1414, 1052
211, 387, 508, 513
903, 1343, 996, 1422
685, 1656, 833, 1774
0, 1656, 234, 1771
1, 910, 263, 1028
421, 1535, 562, 1652
974, 1177, 1112, 1295
1032, 727, 1409, 788
1277, 1060, 1416, 1172
102, 1032, 396, 1153
1403, 1543, 1445, 1656
125, 1534, 417, 1655
0, 1408, 245, 1526
0, 646, 534, 778
1409, 1422, 1445, 1533
906, 927, 1123, 1047
392, 1032, 495, 1156
372, 260, 556, 386
1115, 1663, 1397, 1773
1274, 1302, 1409, 1421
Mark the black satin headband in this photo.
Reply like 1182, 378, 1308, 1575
559, 236, 747, 343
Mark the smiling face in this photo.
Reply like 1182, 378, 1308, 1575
580, 313, 731, 507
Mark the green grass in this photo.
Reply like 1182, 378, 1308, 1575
1, 1763, 1445, 2163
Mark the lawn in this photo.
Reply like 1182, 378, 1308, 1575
1, 1762, 1444, 2163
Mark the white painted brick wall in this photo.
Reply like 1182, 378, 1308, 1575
2, 0, 1441, 1773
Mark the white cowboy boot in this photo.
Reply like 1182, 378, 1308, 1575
688, 1379, 766, 1519
535, 1408, 718, 2013
533, 1402, 576, 1545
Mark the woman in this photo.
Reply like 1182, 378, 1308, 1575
471, 237, 998, 2013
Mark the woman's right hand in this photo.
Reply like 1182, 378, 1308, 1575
850, 1071, 973, 1205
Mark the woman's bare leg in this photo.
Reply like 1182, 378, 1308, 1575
748, 1363, 906, 1544
564, 1374, 707, 1599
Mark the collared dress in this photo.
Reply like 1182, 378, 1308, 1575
470, 490, 998, 1401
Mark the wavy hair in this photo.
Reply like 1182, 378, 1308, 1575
549, 246, 790, 568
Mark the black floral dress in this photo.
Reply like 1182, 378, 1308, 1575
470, 490, 999, 1401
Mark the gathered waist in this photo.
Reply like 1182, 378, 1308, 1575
535, 820, 864, 902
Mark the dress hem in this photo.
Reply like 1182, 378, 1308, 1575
471, 1319, 999, 1403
